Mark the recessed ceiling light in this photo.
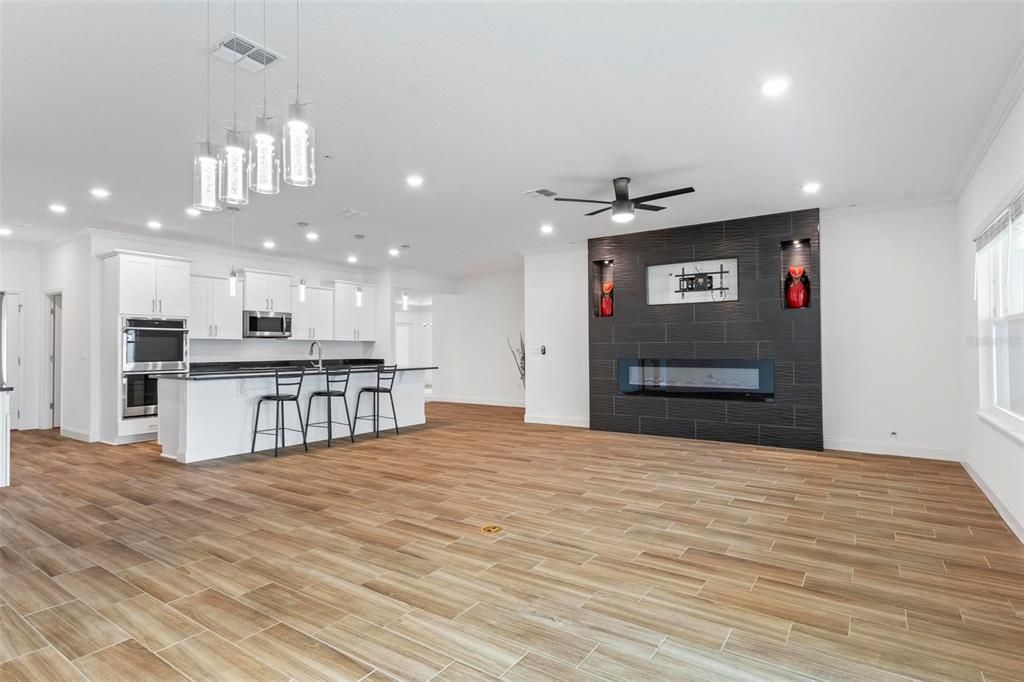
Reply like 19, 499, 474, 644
0, 228, 12, 237
263, 240, 275, 249
347, 254, 358, 264
146, 220, 162, 229
90, 187, 111, 199
406, 174, 424, 188
388, 248, 400, 257
48, 203, 67, 214
540, 223, 554, 235
185, 207, 201, 217
802, 181, 822, 194
761, 77, 790, 98
306, 231, 319, 241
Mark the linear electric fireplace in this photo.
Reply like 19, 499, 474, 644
618, 359, 775, 400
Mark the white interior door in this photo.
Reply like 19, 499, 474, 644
395, 322, 412, 367
4, 294, 21, 429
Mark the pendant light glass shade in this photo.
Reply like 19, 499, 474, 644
229, 269, 238, 297
283, 101, 315, 187
193, 140, 221, 212
219, 129, 250, 206
249, 114, 280, 194
298, 279, 307, 302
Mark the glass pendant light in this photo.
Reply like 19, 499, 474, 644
220, 0, 249, 206
283, 0, 315, 187
249, 0, 280, 194
193, 0, 221, 212
402, 291, 409, 311
250, 115, 279, 194
298, 279, 307, 303
297, 222, 308, 301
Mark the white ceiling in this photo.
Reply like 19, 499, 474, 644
2, 2, 1022, 276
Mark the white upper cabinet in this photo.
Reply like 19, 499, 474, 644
116, 253, 190, 317
155, 260, 190, 316
119, 255, 158, 315
294, 286, 334, 341
357, 285, 376, 341
332, 281, 375, 341
309, 287, 333, 341
290, 286, 311, 341
243, 271, 292, 312
191, 276, 244, 339
189, 278, 212, 339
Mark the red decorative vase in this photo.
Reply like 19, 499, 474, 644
600, 282, 614, 317
784, 266, 810, 309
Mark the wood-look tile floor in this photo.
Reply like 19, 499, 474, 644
1, 402, 1022, 681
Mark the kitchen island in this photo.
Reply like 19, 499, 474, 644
157, 361, 436, 463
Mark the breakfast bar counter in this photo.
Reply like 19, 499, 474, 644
157, 362, 436, 463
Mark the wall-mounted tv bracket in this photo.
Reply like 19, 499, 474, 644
671, 264, 731, 300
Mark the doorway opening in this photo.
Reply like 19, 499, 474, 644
393, 289, 433, 397
45, 292, 62, 430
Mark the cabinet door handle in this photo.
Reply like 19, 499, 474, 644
214, 324, 218, 337
208, 324, 212, 337
152, 299, 156, 312
159, 299, 162, 313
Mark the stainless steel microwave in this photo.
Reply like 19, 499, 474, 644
243, 310, 292, 338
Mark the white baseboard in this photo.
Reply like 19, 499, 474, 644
962, 460, 1024, 544
59, 427, 91, 443
824, 438, 960, 461
525, 413, 589, 428
428, 395, 525, 408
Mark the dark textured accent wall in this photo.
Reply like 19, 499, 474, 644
588, 208, 823, 451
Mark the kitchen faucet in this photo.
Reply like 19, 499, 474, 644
309, 340, 323, 370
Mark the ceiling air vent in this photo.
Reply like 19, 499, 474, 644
212, 34, 283, 74
522, 187, 558, 199
339, 209, 370, 218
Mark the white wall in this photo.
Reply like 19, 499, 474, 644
0, 243, 42, 430
523, 246, 590, 427
956, 85, 1024, 539
432, 269, 525, 407
820, 201, 962, 460
39, 235, 94, 440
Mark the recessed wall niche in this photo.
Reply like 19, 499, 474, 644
592, 259, 614, 317
780, 238, 812, 309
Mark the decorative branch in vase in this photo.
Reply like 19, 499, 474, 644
507, 334, 526, 387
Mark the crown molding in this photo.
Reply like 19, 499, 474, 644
952, 44, 1024, 198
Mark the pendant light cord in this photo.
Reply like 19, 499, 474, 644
295, 0, 300, 102
232, 0, 237, 131
262, 0, 268, 113
205, 0, 211, 143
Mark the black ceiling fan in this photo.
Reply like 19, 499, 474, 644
554, 177, 694, 223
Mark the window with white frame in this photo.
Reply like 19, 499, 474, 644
976, 192, 1024, 422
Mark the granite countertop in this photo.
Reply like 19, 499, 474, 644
159, 359, 437, 381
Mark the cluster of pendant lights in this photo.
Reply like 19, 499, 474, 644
193, 0, 314, 214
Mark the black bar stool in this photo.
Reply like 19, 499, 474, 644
304, 366, 354, 447
353, 364, 399, 438
251, 368, 308, 457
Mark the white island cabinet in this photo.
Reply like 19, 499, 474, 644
158, 367, 432, 463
